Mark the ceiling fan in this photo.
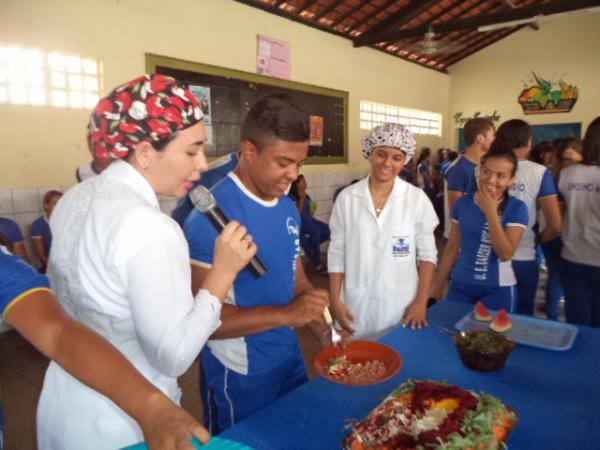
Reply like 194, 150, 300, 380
414, 27, 464, 55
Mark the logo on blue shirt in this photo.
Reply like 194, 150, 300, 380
287, 217, 301, 271
286, 217, 299, 236
473, 224, 491, 281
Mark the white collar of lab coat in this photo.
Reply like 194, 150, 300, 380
102, 160, 160, 210
351, 175, 407, 199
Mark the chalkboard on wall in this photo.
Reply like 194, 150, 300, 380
146, 54, 348, 164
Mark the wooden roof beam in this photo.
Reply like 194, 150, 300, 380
312, 0, 345, 21
346, 0, 397, 33
353, 0, 600, 45
502, 0, 540, 30
234, 0, 351, 39
353, 0, 441, 47
299, 0, 320, 15
391, 0, 492, 56
330, 0, 371, 28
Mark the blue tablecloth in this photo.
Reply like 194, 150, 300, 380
220, 301, 600, 450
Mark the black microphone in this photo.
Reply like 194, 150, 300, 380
189, 185, 267, 278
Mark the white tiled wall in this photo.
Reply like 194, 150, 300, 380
0, 171, 365, 263
303, 171, 367, 223
0, 186, 72, 269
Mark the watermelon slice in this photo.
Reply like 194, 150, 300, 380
490, 308, 512, 332
474, 301, 492, 322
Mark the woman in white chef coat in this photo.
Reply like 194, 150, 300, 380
328, 123, 438, 340
38, 75, 256, 450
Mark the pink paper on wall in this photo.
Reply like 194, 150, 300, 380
257, 34, 291, 80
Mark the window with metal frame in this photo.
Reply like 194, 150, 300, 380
360, 100, 442, 136
0, 45, 101, 109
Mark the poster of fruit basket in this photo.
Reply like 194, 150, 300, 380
518, 72, 578, 115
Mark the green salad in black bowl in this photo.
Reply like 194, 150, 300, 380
453, 330, 516, 372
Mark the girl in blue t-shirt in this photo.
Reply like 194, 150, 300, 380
288, 175, 330, 271
434, 149, 529, 312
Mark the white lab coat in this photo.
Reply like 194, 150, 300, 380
328, 177, 438, 340
37, 161, 222, 450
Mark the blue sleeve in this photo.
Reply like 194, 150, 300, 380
446, 165, 469, 192
183, 209, 218, 265
198, 169, 226, 190
555, 172, 564, 202
0, 218, 24, 243
419, 164, 427, 174
507, 200, 529, 227
538, 169, 558, 198
0, 248, 50, 317
30, 217, 43, 238
199, 157, 237, 190
451, 196, 465, 222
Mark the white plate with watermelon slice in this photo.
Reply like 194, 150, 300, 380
455, 302, 578, 351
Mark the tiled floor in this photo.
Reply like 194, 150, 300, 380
0, 263, 327, 450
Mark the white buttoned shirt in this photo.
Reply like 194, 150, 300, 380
38, 160, 222, 450
328, 176, 438, 340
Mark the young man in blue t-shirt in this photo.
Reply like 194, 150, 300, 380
184, 94, 330, 434
443, 118, 496, 239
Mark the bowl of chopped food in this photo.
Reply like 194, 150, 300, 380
453, 330, 516, 372
315, 340, 402, 385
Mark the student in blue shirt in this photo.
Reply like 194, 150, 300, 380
171, 151, 240, 227
437, 148, 451, 175
0, 217, 30, 264
539, 138, 582, 320
184, 94, 330, 434
31, 190, 62, 272
434, 148, 529, 312
288, 174, 330, 271
499, 120, 562, 317
416, 147, 434, 198
0, 239, 212, 450
443, 118, 496, 240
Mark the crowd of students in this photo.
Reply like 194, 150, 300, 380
0, 190, 63, 273
434, 117, 600, 328
1, 72, 599, 450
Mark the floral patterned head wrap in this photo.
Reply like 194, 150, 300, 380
88, 74, 203, 160
361, 123, 416, 162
